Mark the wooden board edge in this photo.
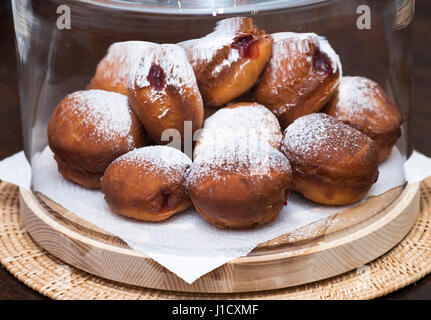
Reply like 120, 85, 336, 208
18, 183, 420, 293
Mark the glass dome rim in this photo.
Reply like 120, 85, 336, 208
75, 0, 334, 15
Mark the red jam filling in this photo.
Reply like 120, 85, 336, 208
147, 64, 166, 91
159, 191, 173, 211
231, 35, 259, 59
313, 49, 333, 75
283, 189, 291, 206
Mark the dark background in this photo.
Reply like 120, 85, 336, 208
0, 0, 430, 299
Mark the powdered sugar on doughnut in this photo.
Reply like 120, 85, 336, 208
129, 44, 199, 96
336, 76, 390, 118
195, 104, 282, 159
188, 142, 291, 187
211, 48, 241, 76
113, 146, 192, 184
180, 33, 236, 66
95, 41, 157, 87
179, 20, 247, 76
282, 113, 369, 162
271, 32, 342, 76
67, 90, 134, 146
179, 17, 248, 66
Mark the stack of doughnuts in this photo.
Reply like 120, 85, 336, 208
189, 102, 290, 229
47, 16, 402, 229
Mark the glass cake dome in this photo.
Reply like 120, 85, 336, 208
11, 0, 417, 292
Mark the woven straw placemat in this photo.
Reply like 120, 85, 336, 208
0, 180, 431, 300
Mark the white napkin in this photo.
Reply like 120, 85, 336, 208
0, 146, 429, 284
0, 151, 31, 189
404, 150, 431, 184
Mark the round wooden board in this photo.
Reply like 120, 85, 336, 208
19, 184, 420, 294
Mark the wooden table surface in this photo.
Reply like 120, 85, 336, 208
0, 1, 430, 300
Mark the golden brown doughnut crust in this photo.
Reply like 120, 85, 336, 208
48, 90, 146, 187
254, 32, 341, 129
54, 156, 103, 189
127, 44, 204, 145
324, 76, 402, 162
187, 144, 292, 229
88, 41, 157, 95
101, 146, 192, 222
179, 17, 273, 107
281, 113, 379, 205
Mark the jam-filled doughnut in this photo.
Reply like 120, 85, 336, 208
101, 146, 192, 221
281, 113, 379, 205
324, 76, 402, 162
88, 41, 157, 95
254, 32, 342, 128
47, 90, 146, 189
128, 44, 204, 144
187, 143, 292, 229
193, 102, 282, 160
179, 17, 273, 107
